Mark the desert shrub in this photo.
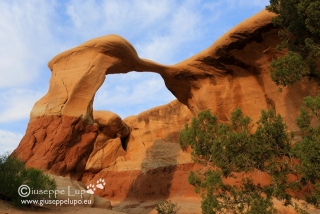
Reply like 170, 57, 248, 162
180, 109, 294, 213
180, 106, 320, 213
266, 0, 320, 209
266, 0, 320, 87
155, 199, 180, 214
0, 152, 56, 207
292, 94, 320, 206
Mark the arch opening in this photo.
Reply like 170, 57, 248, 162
93, 71, 175, 119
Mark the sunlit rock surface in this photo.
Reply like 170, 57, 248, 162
12, 10, 320, 211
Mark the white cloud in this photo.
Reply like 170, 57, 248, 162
135, 1, 205, 64
63, 0, 215, 64
0, 88, 43, 123
0, 1, 57, 89
0, 130, 23, 155
0, 0, 270, 145
65, 0, 173, 37
67, 0, 269, 117
94, 72, 175, 118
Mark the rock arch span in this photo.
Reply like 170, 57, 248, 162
13, 10, 319, 193
31, 34, 173, 121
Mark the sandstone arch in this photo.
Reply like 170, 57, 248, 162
13, 10, 320, 183
30, 10, 319, 126
31, 34, 169, 121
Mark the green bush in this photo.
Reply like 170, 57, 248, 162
0, 152, 56, 207
180, 105, 320, 212
266, 0, 320, 87
292, 94, 320, 205
180, 109, 294, 213
155, 199, 180, 214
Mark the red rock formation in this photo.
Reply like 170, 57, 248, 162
14, 115, 98, 179
82, 100, 195, 200
85, 111, 129, 172
12, 10, 320, 207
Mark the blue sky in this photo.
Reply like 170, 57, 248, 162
0, 0, 270, 154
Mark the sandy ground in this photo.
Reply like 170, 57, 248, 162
0, 200, 124, 214
2, 197, 320, 214
0, 197, 202, 214
111, 197, 202, 214
111, 197, 320, 214
0, 198, 196, 214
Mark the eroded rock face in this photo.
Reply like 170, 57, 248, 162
82, 100, 195, 200
13, 115, 98, 179
85, 111, 129, 172
12, 10, 320, 201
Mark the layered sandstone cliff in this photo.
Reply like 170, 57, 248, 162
12, 9, 320, 205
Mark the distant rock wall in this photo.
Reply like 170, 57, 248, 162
12, 10, 320, 201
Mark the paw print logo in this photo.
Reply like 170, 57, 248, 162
86, 178, 106, 194
96, 178, 106, 189
86, 183, 96, 194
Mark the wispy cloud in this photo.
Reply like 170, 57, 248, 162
65, 0, 173, 40
0, 0, 270, 154
94, 72, 175, 118
0, 1, 58, 88
136, 1, 203, 64
0, 129, 23, 154
0, 88, 43, 123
